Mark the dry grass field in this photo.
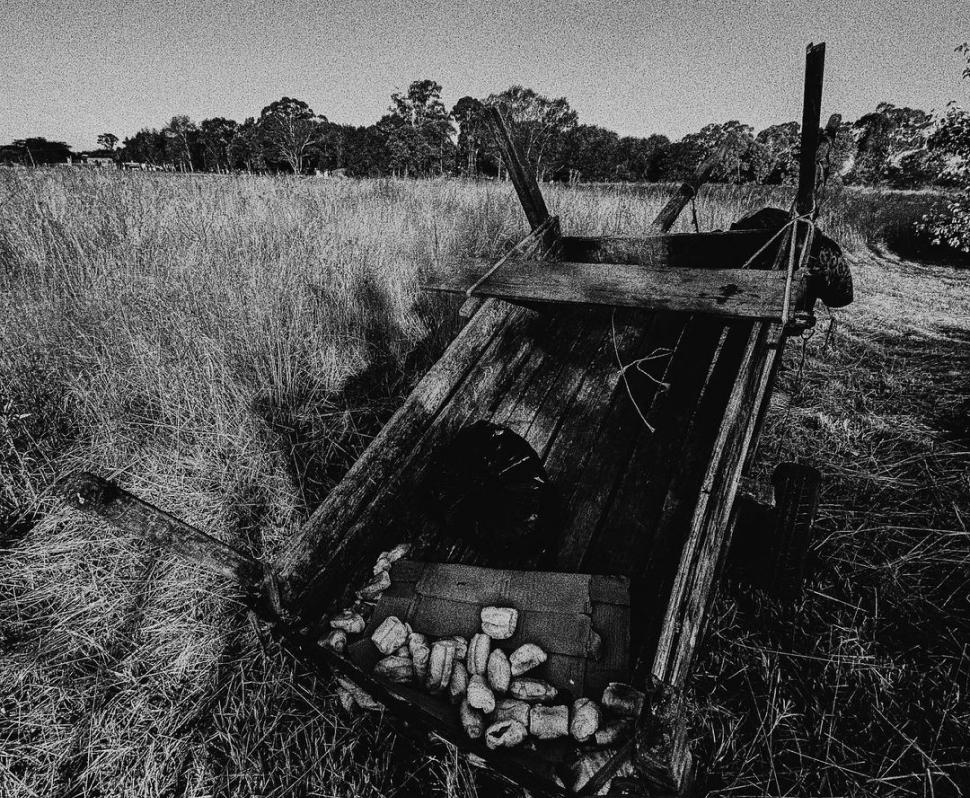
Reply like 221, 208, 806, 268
1, 169, 968, 797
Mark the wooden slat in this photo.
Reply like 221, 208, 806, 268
550, 313, 698, 570
557, 229, 776, 268
650, 318, 780, 689
425, 261, 798, 321
458, 216, 559, 319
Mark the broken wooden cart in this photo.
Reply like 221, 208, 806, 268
64, 42, 846, 797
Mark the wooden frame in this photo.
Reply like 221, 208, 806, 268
424, 108, 815, 324
61, 43, 832, 798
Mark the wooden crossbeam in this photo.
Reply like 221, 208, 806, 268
424, 260, 803, 321
557, 229, 777, 268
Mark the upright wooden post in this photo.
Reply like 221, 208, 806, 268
796, 43, 825, 216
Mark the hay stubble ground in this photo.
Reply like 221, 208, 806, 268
1, 170, 967, 797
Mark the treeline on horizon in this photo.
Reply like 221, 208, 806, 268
1, 79, 966, 189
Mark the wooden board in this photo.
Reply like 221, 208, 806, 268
424, 260, 798, 320
556, 229, 776, 268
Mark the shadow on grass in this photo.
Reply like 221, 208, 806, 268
252, 285, 464, 518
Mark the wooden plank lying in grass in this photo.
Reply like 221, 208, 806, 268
425, 261, 798, 320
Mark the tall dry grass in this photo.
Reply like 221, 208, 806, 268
1, 168, 967, 797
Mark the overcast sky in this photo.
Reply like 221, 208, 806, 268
2, 0, 967, 150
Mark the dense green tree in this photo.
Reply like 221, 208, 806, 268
917, 42, 970, 251
561, 124, 620, 182
484, 86, 577, 181
198, 117, 239, 172
319, 124, 389, 176
386, 80, 453, 176
230, 117, 266, 172
660, 137, 708, 181
258, 97, 327, 174
679, 121, 759, 183
452, 96, 488, 177
927, 102, 970, 185
614, 134, 669, 181
96, 132, 118, 151
754, 122, 800, 184
119, 128, 166, 165
849, 102, 933, 185
161, 115, 199, 171
5, 137, 72, 165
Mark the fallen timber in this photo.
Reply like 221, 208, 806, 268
62, 43, 841, 796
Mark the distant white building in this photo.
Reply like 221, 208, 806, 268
71, 153, 116, 167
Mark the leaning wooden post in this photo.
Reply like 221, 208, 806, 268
61, 472, 283, 615
796, 42, 825, 215
485, 106, 559, 255
460, 107, 561, 318
486, 105, 552, 230
649, 143, 730, 234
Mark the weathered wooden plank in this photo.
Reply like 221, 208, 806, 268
458, 217, 559, 318
61, 473, 282, 615
285, 306, 570, 615
557, 229, 776, 268
649, 143, 730, 234
650, 319, 779, 688
425, 260, 796, 321
550, 313, 702, 570
576, 317, 729, 578
490, 309, 607, 441
619, 323, 752, 669
796, 43, 825, 215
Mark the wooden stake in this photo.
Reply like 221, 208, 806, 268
796, 43, 825, 216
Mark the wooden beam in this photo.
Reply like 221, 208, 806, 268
556, 229, 777, 268
796, 42, 825, 216
458, 216, 559, 318
424, 260, 798, 321
61, 472, 281, 612
486, 105, 552, 233
649, 143, 730, 234
650, 319, 782, 688
275, 301, 519, 606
